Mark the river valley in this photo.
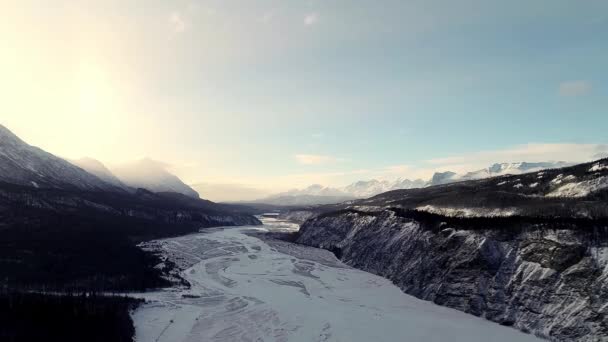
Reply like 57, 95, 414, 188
131, 218, 541, 342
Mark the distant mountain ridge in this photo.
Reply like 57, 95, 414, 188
72, 157, 201, 199
430, 161, 572, 186
111, 158, 200, 199
250, 184, 355, 206
0, 124, 200, 199
250, 178, 428, 206
0, 124, 121, 192
343, 178, 427, 198
252, 161, 572, 205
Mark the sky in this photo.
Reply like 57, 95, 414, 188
1, 0, 607, 199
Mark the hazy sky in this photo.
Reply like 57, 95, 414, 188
2, 0, 607, 194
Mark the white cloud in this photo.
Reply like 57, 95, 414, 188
558, 80, 592, 97
304, 13, 318, 26
169, 11, 186, 33
295, 154, 335, 165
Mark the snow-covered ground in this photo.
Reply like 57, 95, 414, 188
416, 204, 519, 218
131, 218, 541, 342
546, 176, 608, 197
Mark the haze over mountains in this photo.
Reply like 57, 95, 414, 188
0, 124, 200, 200
250, 161, 572, 205
0, 124, 121, 192
74, 157, 201, 199
110, 158, 200, 199
71, 157, 128, 189
250, 184, 356, 206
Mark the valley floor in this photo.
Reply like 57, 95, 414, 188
131, 218, 541, 342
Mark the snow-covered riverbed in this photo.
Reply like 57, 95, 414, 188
131, 218, 540, 342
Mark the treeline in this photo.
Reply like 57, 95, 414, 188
0, 204, 196, 292
0, 291, 141, 342
317, 208, 608, 241
0, 178, 258, 340
0, 190, 201, 340
390, 208, 608, 236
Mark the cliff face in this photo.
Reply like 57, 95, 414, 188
278, 210, 317, 224
297, 210, 608, 341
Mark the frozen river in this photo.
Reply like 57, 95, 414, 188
131, 218, 540, 342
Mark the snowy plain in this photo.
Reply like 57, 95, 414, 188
131, 218, 541, 342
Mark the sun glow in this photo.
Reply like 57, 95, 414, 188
74, 62, 114, 116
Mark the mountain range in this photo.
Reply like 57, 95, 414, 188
0, 124, 200, 199
251, 161, 571, 205
0, 125, 121, 192
431, 161, 572, 185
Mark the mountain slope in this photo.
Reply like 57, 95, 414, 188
0, 124, 120, 192
112, 158, 199, 199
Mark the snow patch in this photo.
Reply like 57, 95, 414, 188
551, 174, 564, 185
546, 176, 608, 198
551, 174, 576, 185
589, 163, 608, 172
590, 247, 608, 274
416, 205, 518, 218
517, 261, 556, 283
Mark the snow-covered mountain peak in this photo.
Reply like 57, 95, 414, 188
0, 124, 121, 191
429, 171, 458, 186
111, 158, 200, 199
487, 161, 567, 175
305, 184, 325, 191
71, 157, 128, 189
343, 179, 393, 198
